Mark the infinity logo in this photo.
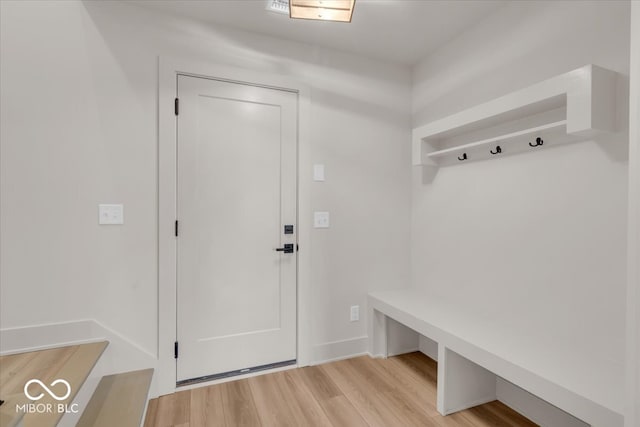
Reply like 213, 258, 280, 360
24, 379, 71, 401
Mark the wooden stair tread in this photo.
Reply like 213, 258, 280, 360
77, 368, 154, 427
0, 341, 108, 427
0, 394, 26, 427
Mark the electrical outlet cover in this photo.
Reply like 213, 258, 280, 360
314, 211, 330, 228
99, 204, 124, 225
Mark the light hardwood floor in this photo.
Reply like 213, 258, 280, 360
144, 352, 538, 427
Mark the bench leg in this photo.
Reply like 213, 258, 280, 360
368, 308, 388, 358
437, 345, 497, 415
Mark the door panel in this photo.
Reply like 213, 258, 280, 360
176, 75, 297, 382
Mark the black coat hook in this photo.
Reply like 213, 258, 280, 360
490, 145, 502, 155
529, 137, 544, 147
458, 153, 468, 161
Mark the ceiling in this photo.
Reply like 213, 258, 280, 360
132, 0, 507, 65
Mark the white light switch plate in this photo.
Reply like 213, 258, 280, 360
313, 164, 325, 181
350, 305, 360, 322
99, 204, 124, 225
313, 211, 330, 228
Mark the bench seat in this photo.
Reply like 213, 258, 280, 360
368, 288, 624, 427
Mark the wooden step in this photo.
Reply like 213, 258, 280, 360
77, 368, 154, 427
0, 341, 108, 427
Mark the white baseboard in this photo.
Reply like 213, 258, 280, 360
0, 319, 98, 354
311, 336, 368, 364
0, 319, 159, 426
497, 378, 588, 427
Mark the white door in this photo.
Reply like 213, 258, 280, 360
176, 75, 298, 383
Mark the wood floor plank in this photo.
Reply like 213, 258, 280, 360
458, 406, 504, 427
384, 356, 439, 416
189, 384, 226, 427
345, 356, 395, 393
321, 361, 404, 427
380, 389, 441, 427
143, 397, 159, 427
145, 352, 539, 427
465, 400, 539, 427
370, 356, 440, 418
280, 369, 333, 426
433, 411, 481, 427
318, 395, 369, 427
249, 369, 330, 427
395, 351, 439, 383
221, 379, 261, 427
152, 390, 191, 427
297, 365, 342, 402
342, 388, 405, 427
249, 370, 293, 426
330, 356, 439, 426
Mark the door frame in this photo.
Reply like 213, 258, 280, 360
626, 4, 640, 426
157, 56, 312, 396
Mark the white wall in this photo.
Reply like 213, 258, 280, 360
411, 0, 630, 369
0, 1, 411, 363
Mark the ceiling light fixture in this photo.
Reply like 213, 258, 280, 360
289, 0, 356, 23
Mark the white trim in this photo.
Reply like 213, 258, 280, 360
310, 336, 368, 364
0, 319, 155, 360
0, 319, 96, 355
158, 56, 312, 396
627, 3, 640, 427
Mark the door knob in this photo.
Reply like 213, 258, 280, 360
275, 244, 294, 254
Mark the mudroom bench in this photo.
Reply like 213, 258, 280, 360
368, 289, 624, 427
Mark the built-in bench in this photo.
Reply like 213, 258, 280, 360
368, 288, 624, 427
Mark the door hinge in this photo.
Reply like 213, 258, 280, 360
175, 220, 179, 237
174, 341, 179, 359
174, 98, 179, 116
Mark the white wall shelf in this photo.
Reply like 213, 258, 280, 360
413, 65, 618, 167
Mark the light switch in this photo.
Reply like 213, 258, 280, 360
350, 305, 360, 322
313, 211, 330, 228
313, 164, 325, 182
99, 204, 124, 225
